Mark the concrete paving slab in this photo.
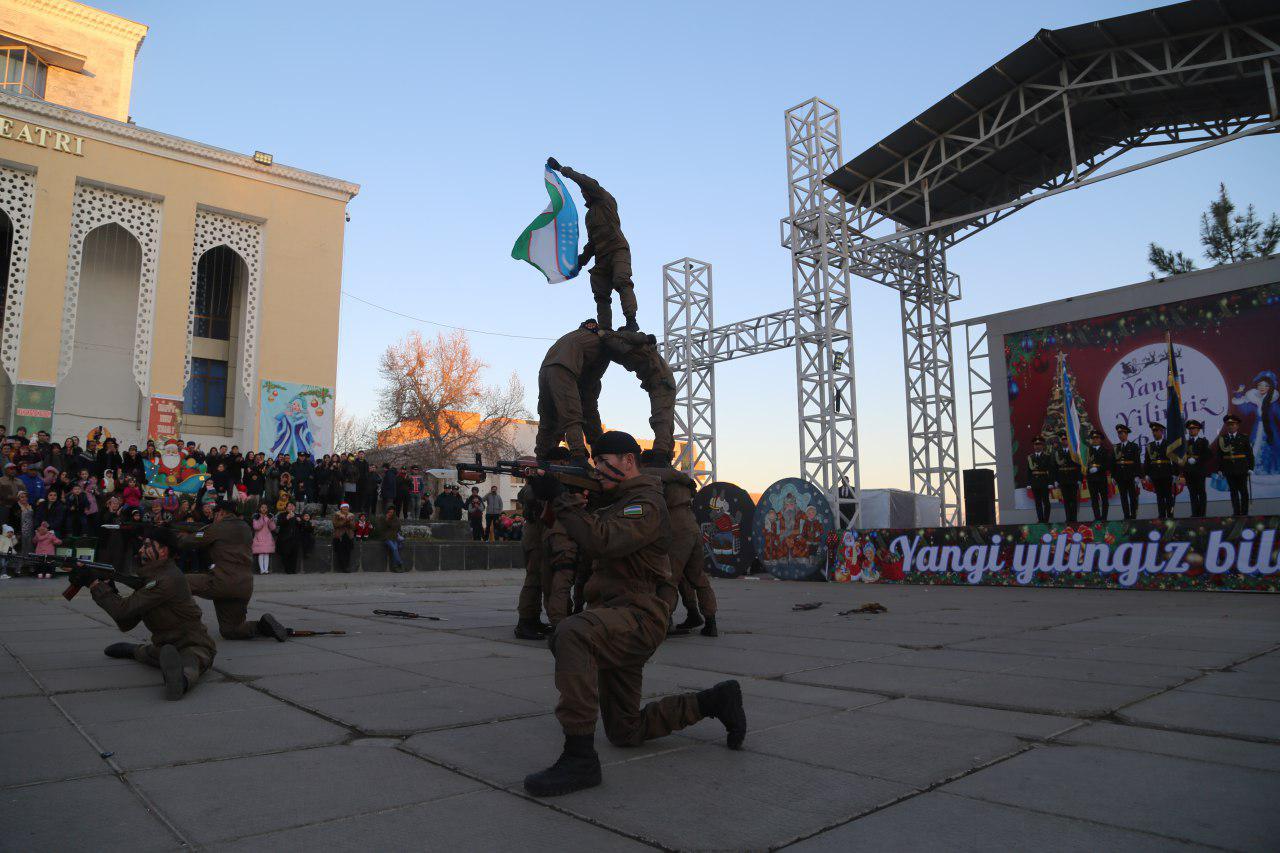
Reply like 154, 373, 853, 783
0, 670, 38, 697
252, 666, 443, 702
404, 653, 550, 685
549, 743, 912, 851
943, 744, 1280, 850
0, 775, 179, 852
84, 705, 349, 770
746, 709, 1030, 788
873, 648, 1033, 673
401, 713, 696, 786
650, 641, 846, 678
1060, 721, 1280, 771
296, 683, 545, 735
951, 636, 1243, 669
343, 640, 512, 667
679, 693, 845, 744
211, 788, 651, 852
0, 694, 59, 731
916, 672, 1160, 716
1179, 671, 1280, 701
0, 721, 111, 787
211, 648, 372, 677
1233, 651, 1280, 676
1004, 655, 1200, 688
784, 660, 971, 694
1118, 690, 1280, 741
788, 790, 1198, 851
861, 697, 1079, 739
56, 681, 278, 723
130, 745, 483, 845
37, 661, 224, 694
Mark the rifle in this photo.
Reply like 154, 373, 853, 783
0, 553, 146, 601
455, 454, 601, 494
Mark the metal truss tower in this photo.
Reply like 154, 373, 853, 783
661, 98, 866, 520
662, 258, 716, 484
782, 100, 861, 503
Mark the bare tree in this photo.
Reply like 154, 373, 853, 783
376, 330, 526, 469
333, 404, 376, 455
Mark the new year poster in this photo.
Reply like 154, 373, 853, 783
1004, 282, 1280, 510
258, 381, 334, 458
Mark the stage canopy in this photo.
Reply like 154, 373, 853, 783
825, 0, 1280, 232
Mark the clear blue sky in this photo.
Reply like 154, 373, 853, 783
105, 0, 1278, 492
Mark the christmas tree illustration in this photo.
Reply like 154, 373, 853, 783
1038, 351, 1096, 462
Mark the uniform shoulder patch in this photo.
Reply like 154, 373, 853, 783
622, 504, 645, 518
144, 580, 158, 589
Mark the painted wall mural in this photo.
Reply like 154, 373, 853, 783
258, 380, 333, 458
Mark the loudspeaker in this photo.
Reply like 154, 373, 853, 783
962, 468, 996, 525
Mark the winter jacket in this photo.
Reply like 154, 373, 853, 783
33, 528, 61, 555
251, 514, 277, 555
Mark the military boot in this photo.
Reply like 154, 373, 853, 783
697, 679, 746, 749
666, 618, 690, 637
677, 609, 704, 631
700, 615, 719, 637
622, 314, 639, 332
257, 613, 288, 642
523, 734, 602, 797
104, 642, 140, 660
159, 644, 187, 701
514, 619, 545, 641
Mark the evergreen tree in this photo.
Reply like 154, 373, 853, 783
1149, 184, 1280, 277
1038, 353, 1095, 461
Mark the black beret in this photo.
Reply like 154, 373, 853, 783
591, 431, 642, 458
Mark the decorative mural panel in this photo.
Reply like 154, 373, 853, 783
187, 208, 264, 398
258, 380, 333, 458
0, 165, 35, 384
58, 183, 162, 394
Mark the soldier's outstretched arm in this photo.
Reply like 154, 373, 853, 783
552, 491, 662, 558
557, 166, 602, 196
90, 577, 175, 632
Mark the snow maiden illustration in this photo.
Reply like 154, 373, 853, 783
1232, 370, 1280, 474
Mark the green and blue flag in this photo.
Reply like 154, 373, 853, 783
512, 166, 581, 283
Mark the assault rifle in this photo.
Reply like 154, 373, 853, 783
455, 455, 601, 494
0, 553, 146, 601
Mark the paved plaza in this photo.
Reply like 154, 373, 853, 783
1, 570, 1278, 851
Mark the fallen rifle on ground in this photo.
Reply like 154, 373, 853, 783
0, 553, 146, 601
373, 609, 443, 621
456, 454, 602, 494
838, 603, 888, 616
286, 629, 347, 637
792, 602, 824, 611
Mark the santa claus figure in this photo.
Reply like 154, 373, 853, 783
143, 439, 207, 497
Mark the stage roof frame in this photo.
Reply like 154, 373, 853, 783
825, 0, 1280, 248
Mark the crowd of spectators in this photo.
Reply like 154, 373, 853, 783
0, 425, 525, 578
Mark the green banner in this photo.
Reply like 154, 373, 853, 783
11, 383, 54, 435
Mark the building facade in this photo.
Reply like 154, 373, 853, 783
0, 0, 357, 454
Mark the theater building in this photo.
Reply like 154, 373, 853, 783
0, 0, 357, 453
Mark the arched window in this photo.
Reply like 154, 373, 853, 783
193, 245, 237, 340
0, 47, 48, 100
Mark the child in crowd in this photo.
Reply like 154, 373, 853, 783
251, 503, 277, 574
16, 491, 33, 553
121, 476, 142, 509
0, 524, 14, 579
33, 521, 60, 576
354, 513, 372, 540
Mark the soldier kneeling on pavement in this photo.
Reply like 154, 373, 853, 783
92, 526, 217, 701
523, 431, 746, 797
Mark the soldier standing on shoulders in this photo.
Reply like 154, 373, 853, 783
547, 158, 639, 331
1112, 425, 1142, 520
1085, 430, 1113, 522
1026, 437, 1056, 523
1217, 414, 1254, 516
1183, 420, 1210, 517
1053, 433, 1083, 524
94, 527, 217, 700
523, 431, 745, 798
179, 500, 289, 642
1145, 423, 1176, 520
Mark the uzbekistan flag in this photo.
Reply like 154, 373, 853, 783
1165, 332, 1186, 463
1059, 352, 1087, 469
512, 166, 581, 283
